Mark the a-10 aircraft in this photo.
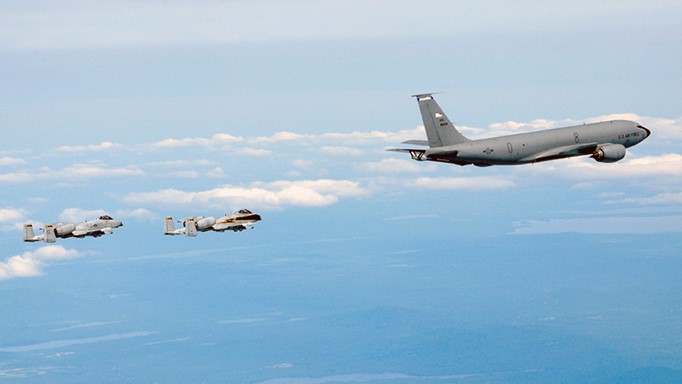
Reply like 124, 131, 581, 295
23, 215, 123, 243
164, 209, 262, 237
389, 94, 650, 166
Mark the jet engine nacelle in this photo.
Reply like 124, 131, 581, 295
592, 144, 626, 163
195, 216, 216, 230
54, 223, 76, 236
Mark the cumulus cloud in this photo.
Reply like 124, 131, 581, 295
0, 208, 27, 232
411, 176, 515, 190
59, 208, 108, 223
362, 158, 433, 173
115, 208, 156, 221
562, 153, 682, 179
0, 208, 26, 222
0, 156, 27, 166
151, 133, 243, 149
56, 141, 123, 152
321, 146, 364, 157
57, 207, 153, 223
205, 167, 226, 178
488, 118, 559, 133
607, 192, 682, 206
150, 159, 215, 167
123, 179, 369, 211
0, 165, 145, 184
320, 128, 426, 145
0, 246, 82, 281
251, 131, 312, 144
237, 148, 272, 156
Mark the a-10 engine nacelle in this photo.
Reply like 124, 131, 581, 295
54, 223, 76, 236
591, 144, 626, 163
194, 216, 216, 230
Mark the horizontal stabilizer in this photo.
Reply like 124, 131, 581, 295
386, 148, 426, 161
402, 140, 429, 146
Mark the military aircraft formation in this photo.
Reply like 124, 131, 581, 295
22, 210, 261, 242
19, 94, 651, 243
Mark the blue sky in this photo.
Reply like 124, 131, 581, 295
1, 1, 681, 382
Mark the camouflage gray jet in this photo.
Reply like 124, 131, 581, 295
23, 215, 123, 243
164, 209, 262, 237
388, 94, 650, 166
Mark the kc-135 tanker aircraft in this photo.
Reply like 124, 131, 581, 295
164, 209, 262, 237
23, 215, 123, 243
389, 94, 650, 166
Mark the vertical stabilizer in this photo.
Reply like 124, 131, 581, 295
23, 224, 36, 242
185, 218, 198, 237
164, 217, 176, 235
413, 94, 469, 147
44, 225, 57, 243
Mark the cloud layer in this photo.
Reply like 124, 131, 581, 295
0, 246, 82, 281
123, 179, 369, 211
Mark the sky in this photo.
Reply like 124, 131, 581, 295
1, 1, 681, 382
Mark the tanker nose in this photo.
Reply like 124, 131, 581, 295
637, 124, 651, 139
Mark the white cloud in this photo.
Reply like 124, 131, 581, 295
0, 156, 26, 166
114, 208, 157, 221
251, 131, 312, 144
608, 192, 682, 206
0, 208, 27, 232
238, 148, 272, 156
151, 133, 243, 149
321, 146, 364, 157
150, 159, 214, 167
205, 167, 226, 178
59, 208, 108, 223
488, 118, 558, 133
411, 176, 515, 190
56, 141, 122, 153
123, 179, 369, 211
0, 246, 82, 281
0, 165, 145, 183
362, 158, 432, 173
562, 153, 682, 179
0, 208, 26, 222
58, 207, 153, 223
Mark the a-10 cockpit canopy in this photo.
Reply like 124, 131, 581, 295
237, 209, 252, 214
98, 215, 114, 220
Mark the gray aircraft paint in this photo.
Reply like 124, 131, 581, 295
23, 215, 123, 243
389, 94, 650, 167
164, 209, 262, 237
